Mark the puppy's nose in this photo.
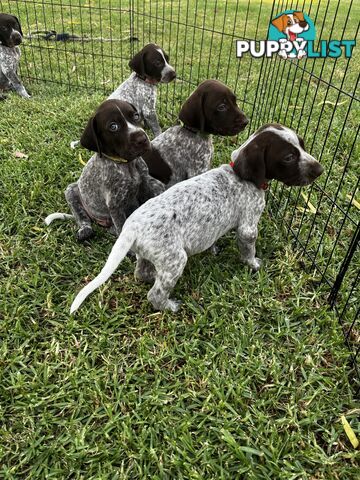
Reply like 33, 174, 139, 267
309, 162, 324, 180
299, 21, 308, 28
131, 131, 149, 149
12, 32, 22, 45
167, 70, 176, 81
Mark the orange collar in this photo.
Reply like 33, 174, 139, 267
229, 161, 269, 190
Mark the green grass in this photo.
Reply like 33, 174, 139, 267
1, 0, 359, 478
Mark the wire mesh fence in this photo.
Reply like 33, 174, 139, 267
2, 0, 359, 390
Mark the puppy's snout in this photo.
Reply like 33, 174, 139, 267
163, 69, 176, 83
11, 31, 22, 45
131, 131, 150, 149
235, 114, 249, 131
309, 161, 324, 179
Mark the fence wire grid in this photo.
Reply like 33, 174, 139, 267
1, 0, 359, 391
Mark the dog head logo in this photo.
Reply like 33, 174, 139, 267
269, 10, 316, 59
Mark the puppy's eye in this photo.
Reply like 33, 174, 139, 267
154, 60, 163, 67
284, 154, 295, 162
217, 104, 227, 112
109, 122, 119, 132
287, 20, 292, 25
133, 112, 140, 121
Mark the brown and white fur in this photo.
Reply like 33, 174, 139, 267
69, 124, 323, 313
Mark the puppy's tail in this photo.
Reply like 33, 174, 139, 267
70, 228, 135, 314
45, 213, 74, 226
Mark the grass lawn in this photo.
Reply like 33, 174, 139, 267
1, 0, 359, 478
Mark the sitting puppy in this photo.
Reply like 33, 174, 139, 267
70, 124, 323, 313
45, 99, 165, 241
0, 13, 30, 98
142, 80, 249, 186
108, 43, 176, 137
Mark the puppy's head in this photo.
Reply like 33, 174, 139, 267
80, 99, 151, 161
178, 80, 248, 136
0, 13, 23, 47
129, 43, 176, 83
231, 124, 323, 188
271, 12, 309, 39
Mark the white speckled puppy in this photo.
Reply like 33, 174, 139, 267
70, 124, 323, 313
142, 80, 249, 186
109, 43, 176, 137
0, 13, 30, 98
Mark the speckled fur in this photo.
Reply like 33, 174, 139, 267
70, 165, 265, 313
108, 73, 161, 137
46, 154, 164, 240
0, 44, 29, 98
150, 125, 214, 186
70, 124, 323, 313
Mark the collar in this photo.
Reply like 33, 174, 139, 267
135, 74, 159, 85
229, 161, 269, 191
180, 121, 210, 138
103, 154, 129, 164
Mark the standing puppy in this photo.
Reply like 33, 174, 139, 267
0, 13, 30, 98
45, 100, 165, 241
142, 80, 249, 186
109, 43, 176, 137
70, 124, 323, 313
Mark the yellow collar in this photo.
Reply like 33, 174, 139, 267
103, 154, 128, 164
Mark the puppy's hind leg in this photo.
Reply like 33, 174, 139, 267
147, 249, 187, 312
65, 183, 94, 242
135, 257, 156, 284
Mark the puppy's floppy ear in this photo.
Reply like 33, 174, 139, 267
129, 50, 146, 76
178, 89, 206, 133
12, 15, 23, 36
271, 14, 286, 33
80, 114, 102, 156
233, 143, 266, 189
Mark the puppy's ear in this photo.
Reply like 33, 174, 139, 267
80, 115, 102, 155
178, 90, 206, 133
271, 14, 286, 33
12, 15, 23, 36
129, 50, 146, 76
233, 143, 266, 189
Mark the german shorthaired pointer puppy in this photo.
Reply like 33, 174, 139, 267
45, 99, 165, 241
142, 80, 249, 186
0, 13, 30, 98
109, 43, 176, 137
70, 124, 323, 313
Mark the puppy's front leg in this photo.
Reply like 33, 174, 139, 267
237, 225, 262, 272
107, 199, 127, 237
3, 68, 30, 98
143, 107, 162, 137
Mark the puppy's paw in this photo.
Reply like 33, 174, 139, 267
77, 225, 94, 242
166, 299, 182, 312
248, 257, 262, 272
209, 243, 220, 256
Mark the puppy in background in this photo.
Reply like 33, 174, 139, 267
45, 99, 165, 242
109, 43, 176, 137
0, 13, 30, 98
142, 80, 249, 186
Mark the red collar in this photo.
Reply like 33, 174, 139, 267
229, 161, 269, 191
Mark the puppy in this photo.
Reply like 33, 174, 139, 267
0, 13, 30, 98
142, 80, 249, 186
45, 99, 165, 241
70, 124, 323, 313
109, 43, 176, 137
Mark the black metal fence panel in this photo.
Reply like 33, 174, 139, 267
1, 0, 359, 389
